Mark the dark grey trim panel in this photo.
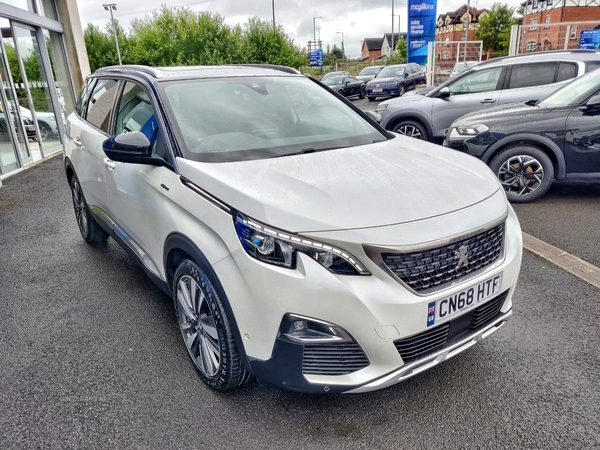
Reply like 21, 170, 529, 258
566, 172, 600, 181
480, 134, 567, 179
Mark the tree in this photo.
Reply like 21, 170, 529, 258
475, 3, 516, 54
386, 39, 408, 64
323, 44, 344, 65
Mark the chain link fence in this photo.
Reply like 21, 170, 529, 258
428, 41, 483, 85
512, 21, 600, 55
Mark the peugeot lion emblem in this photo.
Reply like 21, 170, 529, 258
455, 245, 469, 269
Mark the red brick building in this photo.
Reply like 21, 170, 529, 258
520, 0, 600, 52
435, 5, 488, 61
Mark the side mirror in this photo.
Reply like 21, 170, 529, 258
586, 94, 600, 109
404, 72, 409, 78
345, 80, 350, 86
438, 87, 450, 99
103, 131, 163, 166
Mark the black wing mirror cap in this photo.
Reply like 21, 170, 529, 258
102, 132, 163, 166
438, 87, 450, 99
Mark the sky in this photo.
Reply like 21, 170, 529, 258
77, 0, 523, 60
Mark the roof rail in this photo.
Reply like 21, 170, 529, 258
95, 65, 162, 78
235, 64, 300, 74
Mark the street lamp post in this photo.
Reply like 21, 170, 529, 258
313, 16, 323, 50
271, 0, 275, 28
102, 3, 122, 65
336, 31, 345, 60
393, 14, 401, 51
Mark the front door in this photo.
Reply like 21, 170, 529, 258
564, 95, 600, 176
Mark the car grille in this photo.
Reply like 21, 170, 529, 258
394, 290, 509, 363
302, 342, 369, 375
382, 223, 505, 294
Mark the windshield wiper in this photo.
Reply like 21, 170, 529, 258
274, 147, 345, 158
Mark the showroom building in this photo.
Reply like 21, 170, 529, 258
0, 0, 88, 183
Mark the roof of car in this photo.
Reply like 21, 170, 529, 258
474, 50, 600, 69
94, 64, 302, 80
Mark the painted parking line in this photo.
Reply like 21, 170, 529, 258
523, 232, 600, 290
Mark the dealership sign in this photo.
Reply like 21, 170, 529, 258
579, 30, 600, 50
407, 0, 437, 65
309, 49, 324, 67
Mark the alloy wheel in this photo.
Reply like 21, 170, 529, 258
71, 178, 88, 237
176, 275, 220, 377
497, 155, 544, 197
397, 124, 423, 139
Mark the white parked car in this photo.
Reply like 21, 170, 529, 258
63, 65, 522, 393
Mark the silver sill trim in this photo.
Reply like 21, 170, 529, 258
345, 309, 512, 394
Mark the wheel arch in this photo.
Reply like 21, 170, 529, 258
163, 233, 251, 371
385, 113, 432, 140
64, 157, 75, 185
480, 134, 566, 180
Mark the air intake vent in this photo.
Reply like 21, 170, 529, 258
395, 323, 450, 363
470, 291, 509, 329
302, 342, 369, 375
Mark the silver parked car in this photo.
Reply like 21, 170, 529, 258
63, 64, 522, 393
377, 50, 600, 143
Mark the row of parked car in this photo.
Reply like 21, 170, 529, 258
319, 63, 426, 101
374, 50, 600, 203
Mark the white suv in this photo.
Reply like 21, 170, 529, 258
63, 65, 522, 393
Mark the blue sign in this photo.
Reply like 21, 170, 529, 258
579, 30, 600, 50
407, 0, 437, 65
309, 50, 324, 67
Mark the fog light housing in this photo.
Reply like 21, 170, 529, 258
278, 314, 352, 344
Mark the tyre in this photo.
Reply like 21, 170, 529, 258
393, 120, 428, 140
336, 88, 345, 97
398, 84, 406, 96
489, 145, 554, 203
359, 86, 366, 99
70, 173, 109, 244
39, 123, 51, 141
367, 96, 376, 102
173, 259, 253, 391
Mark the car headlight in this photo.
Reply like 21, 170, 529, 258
234, 212, 370, 276
456, 124, 489, 136
376, 103, 388, 112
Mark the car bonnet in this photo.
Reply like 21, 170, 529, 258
177, 138, 500, 233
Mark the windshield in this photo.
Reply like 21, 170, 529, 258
160, 76, 387, 162
377, 66, 405, 78
359, 67, 382, 76
323, 77, 345, 86
538, 68, 600, 108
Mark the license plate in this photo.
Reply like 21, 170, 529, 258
373, 88, 382, 92
427, 272, 503, 327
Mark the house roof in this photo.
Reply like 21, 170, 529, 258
383, 32, 407, 48
363, 37, 382, 51
437, 4, 486, 24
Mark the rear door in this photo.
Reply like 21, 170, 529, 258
67, 77, 120, 216
498, 61, 577, 105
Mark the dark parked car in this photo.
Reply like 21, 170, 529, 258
321, 71, 350, 81
322, 76, 366, 99
377, 50, 600, 143
356, 65, 385, 82
366, 63, 425, 101
444, 68, 600, 203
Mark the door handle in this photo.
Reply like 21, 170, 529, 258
481, 99, 496, 104
74, 136, 82, 147
104, 159, 116, 171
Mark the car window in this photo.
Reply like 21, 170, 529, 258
86, 78, 119, 133
556, 63, 577, 83
160, 76, 386, 162
378, 66, 405, 78
448, 67, 503, 95
507, 62, 557, 89
585, 61, 600, 73
116, 81, 167, 161
75, 78, 95, 119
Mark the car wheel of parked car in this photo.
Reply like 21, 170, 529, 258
359, 86, 366, 99
393, 120, 428, 140
173, 259, 253, 391
489, 146, 554, 203
70, 173, 108, 245
398, 84, 406, 96
336, 88, 345, 97
367, 96, 376, 102
39, 123, 51, 141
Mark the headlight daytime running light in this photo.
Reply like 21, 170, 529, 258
456, 123, 489, 136
234, 212, 370, 276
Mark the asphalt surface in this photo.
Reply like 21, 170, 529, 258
1, 154, 599, 449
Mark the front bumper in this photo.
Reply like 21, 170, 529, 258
213, 201, 522, 393
444, 131, 500, 159
366, 86, 399, 97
